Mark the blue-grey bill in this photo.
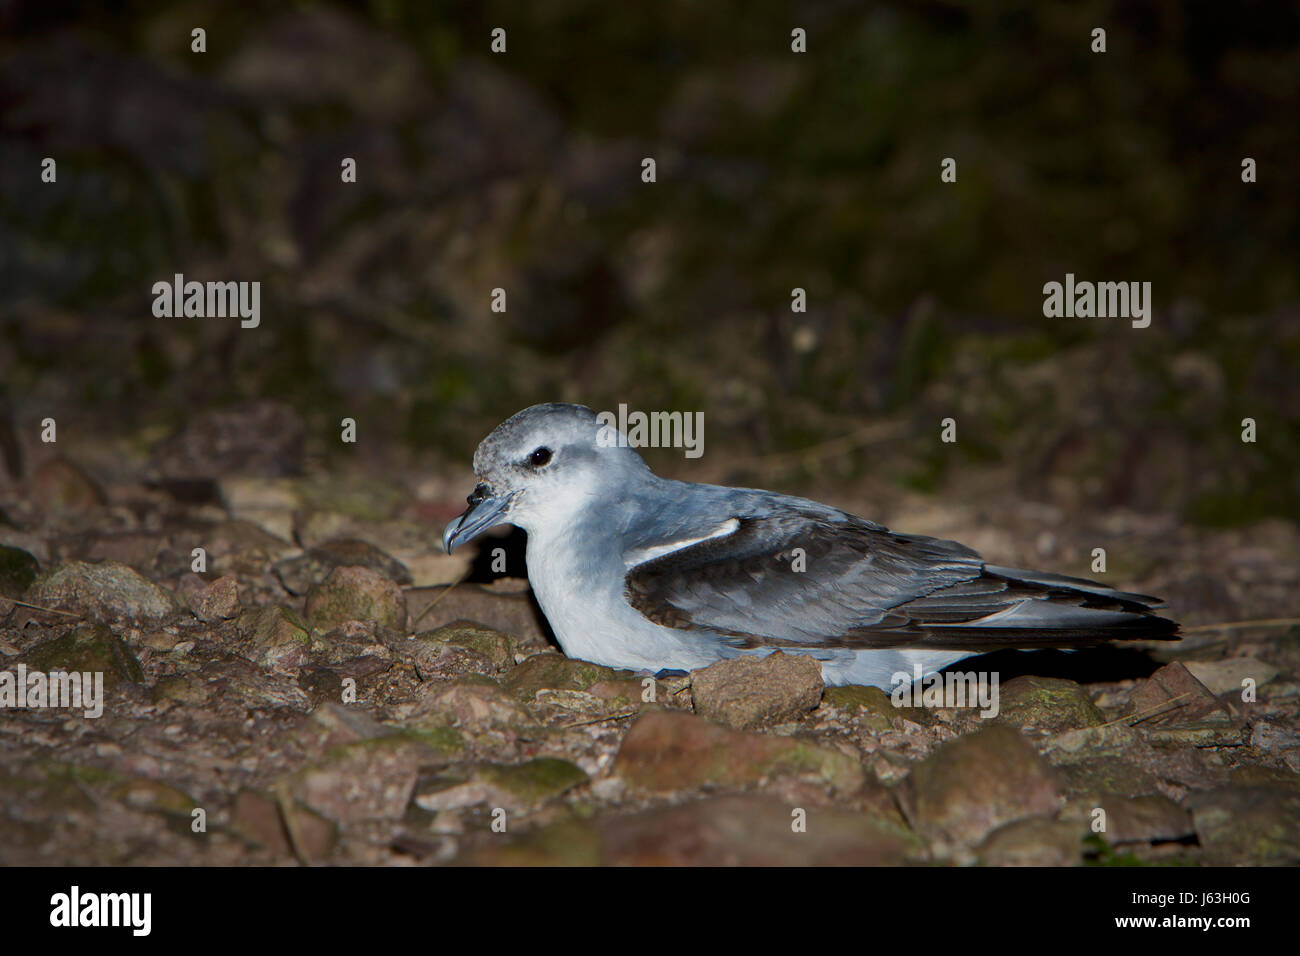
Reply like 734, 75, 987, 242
442, 491, 514, 554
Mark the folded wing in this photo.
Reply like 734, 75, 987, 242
623, 501, 1178, 651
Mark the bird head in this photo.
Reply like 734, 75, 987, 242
442, 403, 649, 553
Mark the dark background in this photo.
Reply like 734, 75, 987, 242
1, 0, 1298, 610
2, 0, 1300, 872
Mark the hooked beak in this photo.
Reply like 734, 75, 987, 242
442, 483, 515, 554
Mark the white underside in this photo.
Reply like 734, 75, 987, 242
525, 530, 979, 687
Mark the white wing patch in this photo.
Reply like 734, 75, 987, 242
624, 517, 740, 569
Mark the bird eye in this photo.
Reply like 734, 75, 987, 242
528, 446, 552, 468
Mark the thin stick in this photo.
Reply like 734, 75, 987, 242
408, 570, 470, 629
558, 709, 642, 729
1120, 690, 1198, 728
5, 599, 82, 619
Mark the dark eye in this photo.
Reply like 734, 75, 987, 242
528, 446, 552, 468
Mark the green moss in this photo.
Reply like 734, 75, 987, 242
824, 685, 898, 731
416, 622, 519, 671
1082, 834, 1147, 867
399, 723, 466, 756
502, 653, 621, 701
479, 757, 589, 803
38, 760, 125, 787
26, 624, 144, 687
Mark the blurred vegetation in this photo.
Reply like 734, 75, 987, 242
1, 0, 1296, 523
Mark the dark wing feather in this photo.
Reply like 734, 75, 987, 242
624, 506, 1178, 651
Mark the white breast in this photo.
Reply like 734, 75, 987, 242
525, 528, 723, 673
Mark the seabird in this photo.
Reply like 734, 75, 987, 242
443, 403, 1178, 687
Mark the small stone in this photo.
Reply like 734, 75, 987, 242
1186, 785, 1300, 865
27, 560, 183, 621
291, 737, 423, 823
306, 623, 392, 678
204, 520, 296, 576
188, 575, 241, 621
898, 725, 1063, 849
415, 621, 520, 674
1058, 757, 1162, 799
1184, 657, 1279, 696
1126, 661, 1241, 746
298, 667, 345, 708
690, 651, 824, 730
995, 675, 1105, 732
405, 679, 534, 734
283, 801, 338, 862
234, 605, 311, 674
401, 552, 471, 587
151, 673, 210, 706
141, 631, 180, 652
306, 565, 406, 631
404, 582, 551, 648
111, 778, 194, 815
218, 477, 301, 541
614, 710, 865, 795
1098, 794, 1194, 845
823, 685, 899, 730
501, 652, 620, 701
978, 817, 1082, 866
1250, 721, 1300, 761
29, 458, 105, 514
274, 538, 412, 595
416, 758, 588, 812
588, 677, 658, 705
412, 639, 496, 681
202, 655, 313, 713
1045, 722, 1143, 758
290, 701, 392, 756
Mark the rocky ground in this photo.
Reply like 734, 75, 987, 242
1, 403, 1298, 867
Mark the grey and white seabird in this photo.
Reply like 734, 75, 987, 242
442, 403, 1178, 687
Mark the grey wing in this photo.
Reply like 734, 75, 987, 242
623, 506, 1177, 651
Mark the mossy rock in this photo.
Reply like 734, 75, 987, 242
995, 676, 1106, 732
415, 621, 520, 672
112, 778, 196, 815
501, 652, 621, 701
398, 722, 467, 758
236, 604, 311, 672
26, 624, 143, 687
27, 560, 182, 620
305, 565, 406, 630
479, 757, 589, 804
824, 685, 899, 730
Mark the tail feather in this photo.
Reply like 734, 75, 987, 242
834, 566, 1180, 652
